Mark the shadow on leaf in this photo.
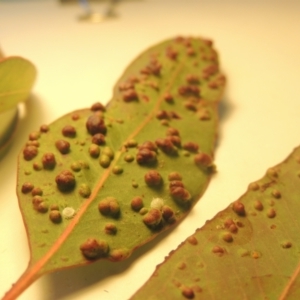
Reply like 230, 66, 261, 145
45, 221, 179, 300
0, 94, 45, 187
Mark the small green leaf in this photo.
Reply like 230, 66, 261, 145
3, 37, 225, 299
131, 146, 300, 300
0, 56, 37, 113
0, 107, 19, 159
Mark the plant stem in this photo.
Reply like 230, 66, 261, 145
2, 266, 41, 300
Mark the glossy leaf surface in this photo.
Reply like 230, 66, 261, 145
132, 146, 300, 300
4, 37, 225, 299
0, 56, 36, 113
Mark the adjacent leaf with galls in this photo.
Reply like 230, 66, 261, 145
3, 37, 226, 299
132, 146, 300, 300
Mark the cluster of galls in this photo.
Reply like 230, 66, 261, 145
80, 238, 109, 260
142, 205, 176, 229
81, 191, 174, 261
216, 217, 242, 246
119, 76, 139, 102
98, 197, 120, 218
80, 238, 131, 262
55, 170, 76, 192
166, 46, 178, 60
141, 58, 162, 76
169, 180, 191, 204
178, 85, 200, 97
216, 174, 286, 250
21, 126, 73, 221
168, 172, 191, 205
156, 110, 181, 121
79, 196, 131, 261
87, 104, 107, 145
156, 136, 180, 156
143, 169, 192, 208
21, 181, 64, 223
23, 122, 81, 163
213, 181, 284, 255
21, 102, 110, 213
86, 104, 118, 170
169, 36, 212, 62
136, 128, 182, 165
174, 36, 198, 57
136, 141, 158, 164
137, 127, 213, 172
119, 58, 162, 103
22, 127, 45, 161
117, 36, 225, 113
175, 36, 220, 74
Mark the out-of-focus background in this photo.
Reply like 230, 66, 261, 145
0, 0, 300, 299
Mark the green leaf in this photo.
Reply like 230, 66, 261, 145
131, 146, 300, 300
0, 48, 4, 59
0, 56, 37, 113
0, 107, 19, 159
3, 37, 225, 299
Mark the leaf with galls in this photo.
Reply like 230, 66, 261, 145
3, 36, 225, 299
132, 146, 300, 300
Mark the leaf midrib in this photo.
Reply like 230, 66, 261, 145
28, 58, 186, 276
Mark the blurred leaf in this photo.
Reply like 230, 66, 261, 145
0, 56, 37, 113
0, 107, 19, 159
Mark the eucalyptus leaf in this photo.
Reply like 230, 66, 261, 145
0, 107, 19, 159
3, 37, 225, 299
132, 146, 300, 300
0, 56, 37, 113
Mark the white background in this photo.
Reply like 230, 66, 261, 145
0, 0, 300, 299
